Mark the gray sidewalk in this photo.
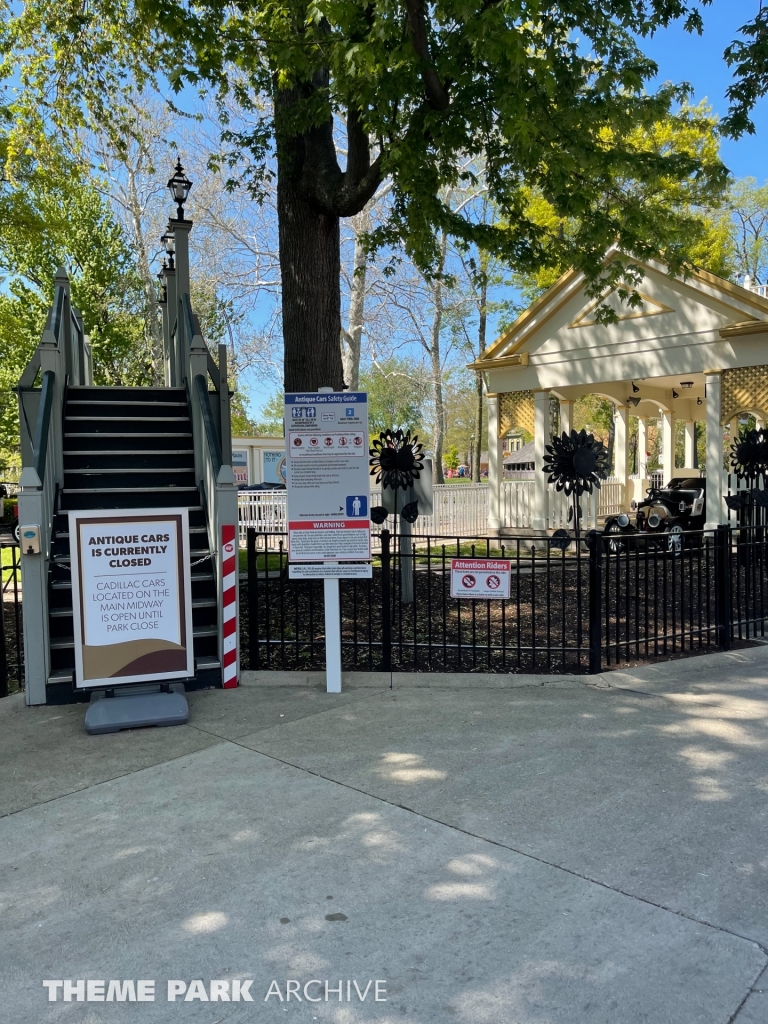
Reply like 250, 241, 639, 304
1, 648, 767, 1022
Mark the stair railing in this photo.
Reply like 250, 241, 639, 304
16, 268, 92, 704
181, 294, 239, 685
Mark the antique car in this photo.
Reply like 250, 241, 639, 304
603, 477, 705, 554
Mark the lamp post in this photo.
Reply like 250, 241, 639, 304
164, 159, 193, 295
167, 158, 193, 222
161, 231, 175, 270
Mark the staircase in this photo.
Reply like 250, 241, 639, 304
46, 385, 220, 703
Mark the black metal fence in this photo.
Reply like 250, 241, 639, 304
1, 543, 23, 696
243, 524, 768, 675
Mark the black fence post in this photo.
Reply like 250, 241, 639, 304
247, 527, 260, 670
588, 532, 602, 674
715, 523, 732, 650
0, 574, 8, 698
380, 529, 392, 672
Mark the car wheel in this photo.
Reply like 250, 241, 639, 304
13, 521, 20, 544
666, 522, 684, 556
603, 522, 625, 554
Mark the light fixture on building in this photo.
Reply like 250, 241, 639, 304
627, 397, 641, 407
680, 381, 693, 389
672, 389, 680, 399
631, 382, 640, 393
697, 396, 703, 406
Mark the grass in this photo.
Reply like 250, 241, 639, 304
1, 544, 21, 586
238, 548, 284, 573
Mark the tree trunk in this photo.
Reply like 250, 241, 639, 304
278, 160, 344, 393
126, 166, 163, 383
430, 286, 445, 485
473, 372, 484, 482
473, 266, 487, 483
340, 205, 369, 391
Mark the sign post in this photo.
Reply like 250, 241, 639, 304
68, 508, 194, 733
284, 389, 371, 693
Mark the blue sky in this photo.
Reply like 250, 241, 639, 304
642, 3, 767, 179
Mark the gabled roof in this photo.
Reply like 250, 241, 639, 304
469, 254, 768, 374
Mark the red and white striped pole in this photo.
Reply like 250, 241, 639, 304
221, 523, 238, 688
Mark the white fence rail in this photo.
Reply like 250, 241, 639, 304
501, 477, 624, 530
239, 478, 627, 542
238, 484, 490, 545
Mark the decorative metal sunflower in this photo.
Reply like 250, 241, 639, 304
369, 429, 424, 491
543, 430, 610, 497
730, 427, 768, 481
542, 430, 609, 539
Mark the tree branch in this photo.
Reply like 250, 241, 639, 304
404, 0, 450, 111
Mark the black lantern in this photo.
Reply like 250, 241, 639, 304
542, 429, 609, 539
167, 158, 192, 220
161, 231, 175, 269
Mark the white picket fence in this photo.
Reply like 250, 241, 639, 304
238, 478, 627, 543
238, 484, 490, 545
500, 477, 624, 530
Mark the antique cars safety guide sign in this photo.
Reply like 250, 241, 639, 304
69, 508, 194, 689
284, 392, 371, 562
450, 558, 512, 599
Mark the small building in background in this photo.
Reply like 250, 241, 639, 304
503, 440, 535, 476
231, 436, 286, 486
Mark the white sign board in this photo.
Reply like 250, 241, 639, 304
450, 558, 512, 599
69, 508, 194, 689
263, 450, 287, 485
284, 392, 370, 562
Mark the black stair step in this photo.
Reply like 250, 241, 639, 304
49, 622, 220, 651
65, 432, 192, 443
63, 423, 191, 436
64, 467, 195, 476
64, 452, 195, 471
64, 469, 197, 488
60, 487, 202, 511
67, 399, 187, 407
67, 401, 188, 413
67, 386, 187, 402
53, 507, 207, 530
53, 525, 208, 542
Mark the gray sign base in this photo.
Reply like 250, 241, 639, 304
85, 688, 189, 735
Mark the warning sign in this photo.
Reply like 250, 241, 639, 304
450, 559, 511, 599
284, 392, 371, 562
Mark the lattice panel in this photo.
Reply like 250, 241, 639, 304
499, 390, 534, 437
721, 366, 768, 424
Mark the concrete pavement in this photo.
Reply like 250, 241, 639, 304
1, 647, 767, 1022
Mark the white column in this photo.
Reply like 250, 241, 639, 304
614, 404, 628, 492
533, 390, 550, 532
705, 372, 725, 528
559, 399, 574, 437
486, 395, 504, 530
17, 472, 49, 705
684, 421, 696, 468
637, 417, 648, 479
661, 410, 675, 484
